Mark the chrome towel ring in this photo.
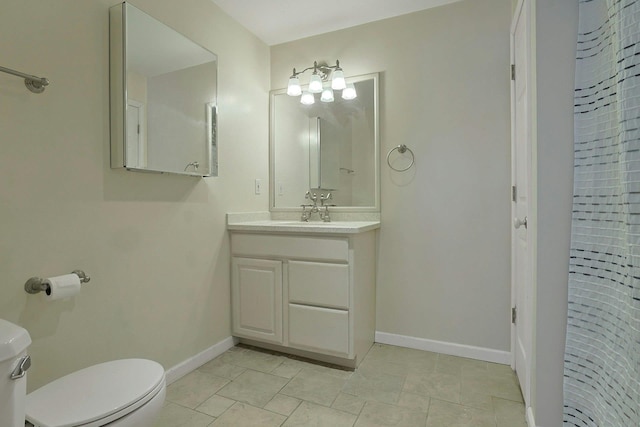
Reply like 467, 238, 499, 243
386, 144, 414, 172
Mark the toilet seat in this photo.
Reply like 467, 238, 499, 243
25, 359, 165, 427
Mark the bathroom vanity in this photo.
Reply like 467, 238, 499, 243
227, 218, 379, 368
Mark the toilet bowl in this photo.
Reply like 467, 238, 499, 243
0, 319, 166, 427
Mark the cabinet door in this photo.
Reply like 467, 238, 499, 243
232, 257, 283, 344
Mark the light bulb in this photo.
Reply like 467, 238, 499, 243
321, 87, 334, 102
331, 69, 346, 90
342, 83, 357, 100
300, 91, 315, 105
309, 74, 323, 93
287, 76, 301, 96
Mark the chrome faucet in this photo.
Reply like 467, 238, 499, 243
301, 191, 335, 222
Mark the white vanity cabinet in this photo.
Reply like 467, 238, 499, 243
229, 229, 377, 367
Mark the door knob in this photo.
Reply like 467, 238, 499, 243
514, 216, 528, 229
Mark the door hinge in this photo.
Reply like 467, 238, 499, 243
511, 64, 516, 81
512, 185, 517, 202
137, 124, 140, 134
512, 307, 517, 324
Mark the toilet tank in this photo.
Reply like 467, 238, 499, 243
0, 319, 32, 427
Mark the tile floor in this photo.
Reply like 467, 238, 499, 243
155, 343, 527, 427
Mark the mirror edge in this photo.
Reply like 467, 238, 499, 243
269, 72, 380, 212
109, 2, 126, 170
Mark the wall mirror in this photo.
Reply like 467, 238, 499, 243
270, 73, 379, 211
110, 2, 218, 177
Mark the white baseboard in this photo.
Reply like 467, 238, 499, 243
375, 331, 511, 365
165, 336, 239, 385
526, 406, 536, 426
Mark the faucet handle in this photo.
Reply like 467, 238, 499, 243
319, 192, 332, 206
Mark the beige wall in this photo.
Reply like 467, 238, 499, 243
0, 0, 269, 390
532, 0, 577, 424
272, 0, 513, 352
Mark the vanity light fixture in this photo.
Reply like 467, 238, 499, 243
320, 86, 334, 102
287, 60, 356, 104
342, 83, 357, 100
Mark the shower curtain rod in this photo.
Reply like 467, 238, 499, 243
0, 65, 49, 93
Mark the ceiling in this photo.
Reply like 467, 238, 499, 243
211, 0, 462, 46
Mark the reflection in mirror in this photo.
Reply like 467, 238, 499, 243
110, 2, 218, 177
270, 74, 379, 211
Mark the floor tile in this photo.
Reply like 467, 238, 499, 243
280, 368, 346, 406
198, 358, 246, 380
342, 369, 405, 404
486, 362, 516, 378
425, 399, 496, 427
365, 344, 437, 371
283, 401, 357, 427
155, 402, 215, 427
264, 394, 302, 416
403, 371, 461, 404
396, 391, 431, 412
210, 402, 286, 427
493, 397, 527, 427
354, 401, 427, 427
217, 369, 289, 407
218, 347, 285, 373
357, 356, 412, 378
462, 371, 523, 403
270, 360, 303, 379
196, 395, 236, 418
158, 345, 526, 427
332, 392, 366, 415
460, 391, 494, 411
436, 354, 487, 376
166, 371, 230, 409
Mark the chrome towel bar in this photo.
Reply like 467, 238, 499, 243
0, 65, 49, 93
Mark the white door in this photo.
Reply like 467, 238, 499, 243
511, 0, 532, 408
126, 99, 145, 168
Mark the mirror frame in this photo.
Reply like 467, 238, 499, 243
109, 2, 218, 177
269, 72, 380, 212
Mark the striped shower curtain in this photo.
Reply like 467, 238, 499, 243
564, 1, 640, 426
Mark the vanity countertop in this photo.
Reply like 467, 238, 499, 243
227, 219, 381, 234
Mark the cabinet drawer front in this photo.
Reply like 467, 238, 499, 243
289, 261, 349, 309
288, 304, 349, 356
232, 234, 349, 262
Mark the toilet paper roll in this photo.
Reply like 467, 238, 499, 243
44, 274, 82, 301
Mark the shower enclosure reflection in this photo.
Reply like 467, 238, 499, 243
270, 74, 379, 211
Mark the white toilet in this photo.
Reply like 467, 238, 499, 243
0, 319, 166, 427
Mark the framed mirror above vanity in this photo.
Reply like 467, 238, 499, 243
110, 2, 218, 177
270, 73, 380, 211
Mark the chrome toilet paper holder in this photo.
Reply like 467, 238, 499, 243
24, 270, 91, 295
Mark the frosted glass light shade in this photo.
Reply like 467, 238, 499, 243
287, 76, 301, 96
331, 69, 346, 90
300, 91, 315, 105
320, 87, 334, 102
309, 74, 323, 93
342, 83, 357, 100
